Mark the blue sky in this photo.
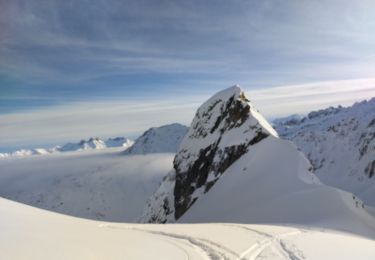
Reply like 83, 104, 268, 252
1, 0, 375, 150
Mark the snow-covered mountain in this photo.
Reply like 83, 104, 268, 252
140, 86, 375, 237
0, 148, 58, 158
7, 148, 51, 157
58, 137, 107, 152
124, 123, 188, 155
58, 137, 133, 152
0, 136, 133, 158
273, 97, 375, 206
140, 86, 278, 223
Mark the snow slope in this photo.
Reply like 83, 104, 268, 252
0, 136, 133, 158
140, 86, 375, 238
124, 123, 188, 154
1, 197, 375, 260
0, 149, 173, 222
273, 98, 375, 206
180, 136, 375, 237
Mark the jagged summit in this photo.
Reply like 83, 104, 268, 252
173, 85, 279, 218
190, 85, 277, 139
140, 86, 279, 222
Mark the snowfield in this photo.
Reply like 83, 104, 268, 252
0, 148, 174, 222
1, 197, 375, 260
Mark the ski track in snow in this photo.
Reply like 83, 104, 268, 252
133, 229, 225, 260
98, 223, 196, 259
100, 223, 305, 260
101, 224, 237, 259
238, 228, 303, 260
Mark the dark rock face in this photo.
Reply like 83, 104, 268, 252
365, 160, 375, 178
173, 131, 269, 219
359, 131, 375, 159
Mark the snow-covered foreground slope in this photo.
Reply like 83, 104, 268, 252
273, 98, 375, 206
0, 136, 133, 158
124, 123, 188, 154
141, 86, 375, 238
1, 197, 375, 260
0, 149, 173, 222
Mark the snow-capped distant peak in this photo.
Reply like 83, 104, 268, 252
58, 136, 134, 152
0, 136, 133, 158
58, 137, 106, 152
124, 123, 188, 155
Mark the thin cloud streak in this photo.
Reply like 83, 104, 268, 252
247, 78, 375, 118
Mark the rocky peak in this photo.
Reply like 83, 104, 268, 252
173, 85, 277, 219
140, 85, 278, 222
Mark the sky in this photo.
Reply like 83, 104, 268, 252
1, 0, 375, 150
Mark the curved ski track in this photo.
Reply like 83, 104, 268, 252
100, 223, 305, 260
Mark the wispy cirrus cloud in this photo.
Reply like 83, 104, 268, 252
1, 0, 375, 111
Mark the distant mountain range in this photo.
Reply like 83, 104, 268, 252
0, 137, 134, 158
0, 122, 190, 159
